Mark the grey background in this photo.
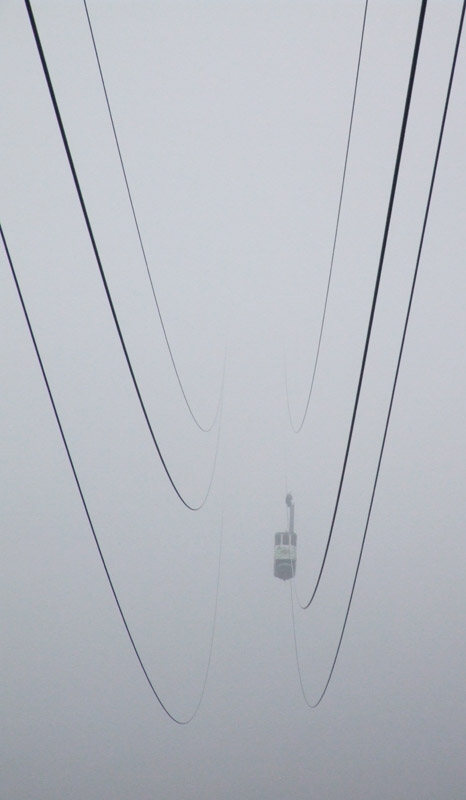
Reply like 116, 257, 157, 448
1, 1, 465, 798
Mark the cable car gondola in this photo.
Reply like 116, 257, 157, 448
274, 493, 297, 580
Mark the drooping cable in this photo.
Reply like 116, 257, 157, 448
289, 0, 465, 707
299, 0, 428, 610
1, 220, 223, 723
288, 581, 313, 707
23, 0, 220, 511
81, 0, 223, 434
285, 0, 369, 433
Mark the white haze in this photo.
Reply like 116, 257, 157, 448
1, 1, 466, 798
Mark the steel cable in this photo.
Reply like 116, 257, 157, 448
285, 0, 369, 433
82, 0, 223, 434
289, 0, 465, 706
299, 0, 428, 610
1, 221, 223, 723
24, 0, 220, 511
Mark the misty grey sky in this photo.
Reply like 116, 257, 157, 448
1, 1, 466, 798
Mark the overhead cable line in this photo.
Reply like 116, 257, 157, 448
290, 0, 465, 707
1, 221, 223, 723
298, 0, 428, 610
82, 0, 223, 434
285, 0, 369, 433
23, 0, 220, 511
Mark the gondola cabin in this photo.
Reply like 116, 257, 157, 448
274, 531, 297, 580
274, 492, 297, 580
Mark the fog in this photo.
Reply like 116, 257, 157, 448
1, 1, 466, 797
